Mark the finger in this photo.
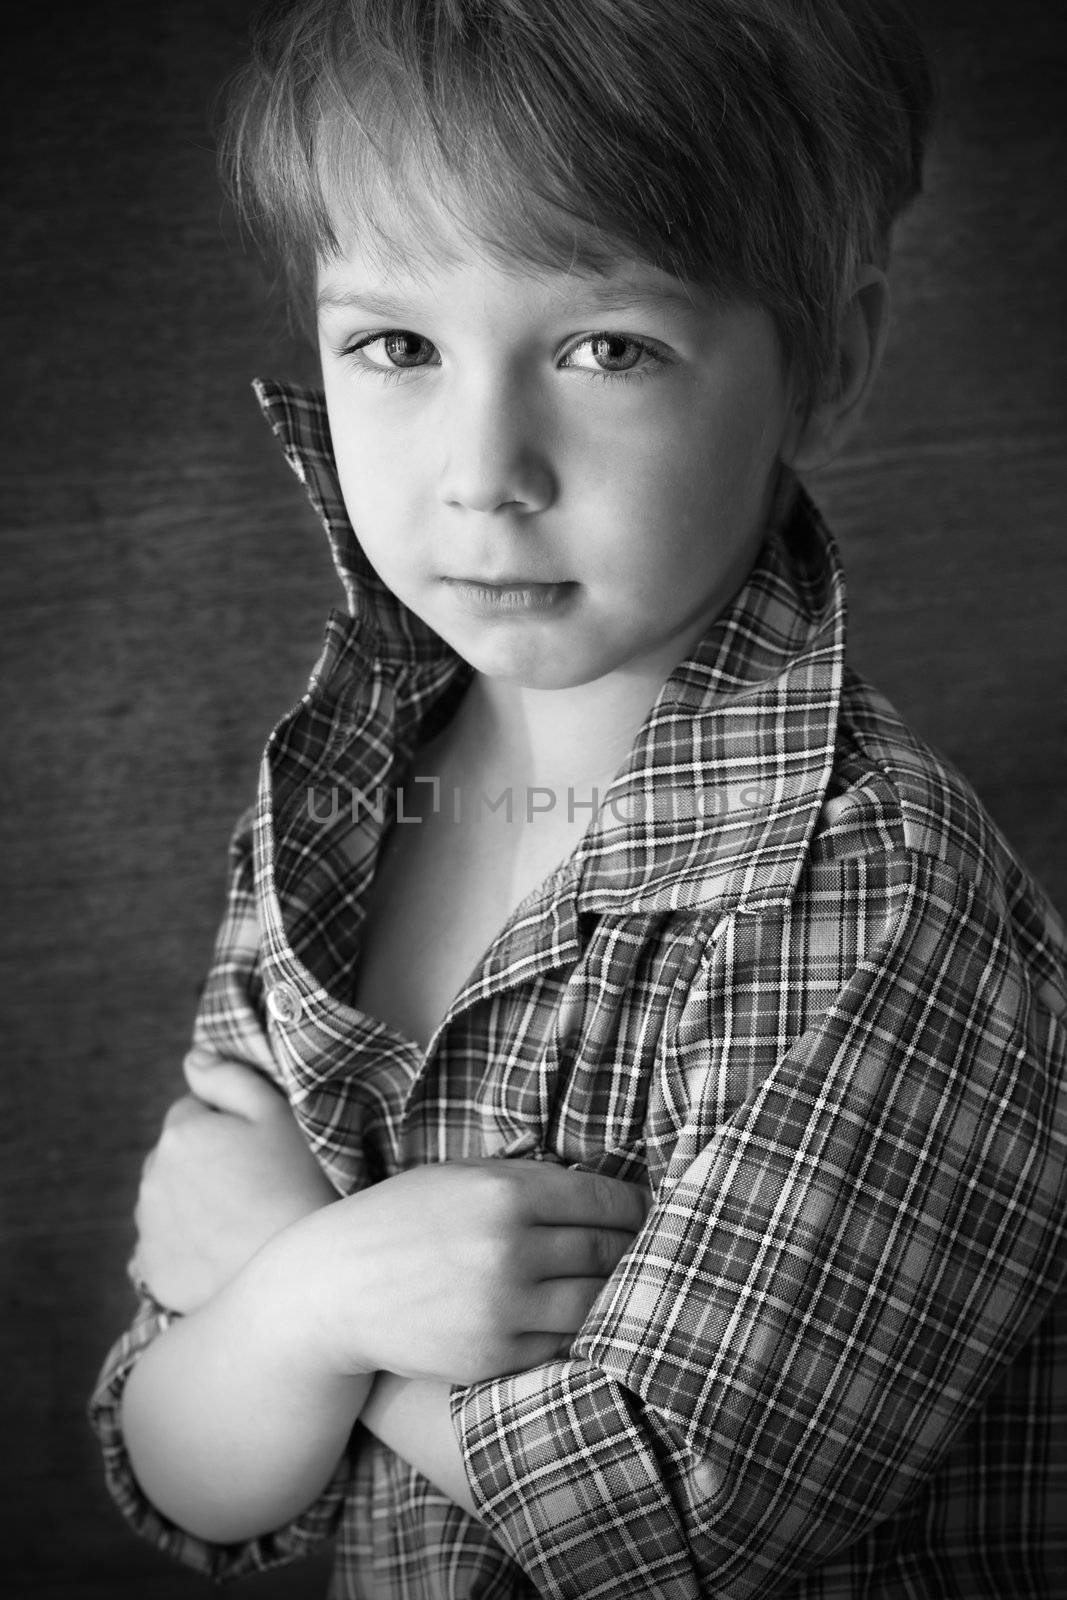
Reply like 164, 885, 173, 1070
515, 1163, 651, 1233
521, 1276, 614, 1334
529, 1224, 637, 1281
182, 1050, 284, 1120
162, 1093, 210, 1130
505, 1331, 581, 1373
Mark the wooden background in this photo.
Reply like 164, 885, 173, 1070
1, 2, 1063, 1595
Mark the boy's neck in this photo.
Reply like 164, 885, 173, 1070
451, 664, 671, 797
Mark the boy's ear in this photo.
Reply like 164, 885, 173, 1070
783, 266, 891, 473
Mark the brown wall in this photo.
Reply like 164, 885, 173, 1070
2, 2, 1063, 1594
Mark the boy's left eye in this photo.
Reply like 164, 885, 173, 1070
348, 330, 440, 369
560, 334, 661, 376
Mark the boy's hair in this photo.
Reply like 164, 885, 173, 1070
220, 0, 934, 400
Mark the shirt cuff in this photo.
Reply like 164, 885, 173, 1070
451, 1360, 700, 1600
88, 1295, 351, 1582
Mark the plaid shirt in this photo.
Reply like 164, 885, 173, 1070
91, 381, 1067, 1600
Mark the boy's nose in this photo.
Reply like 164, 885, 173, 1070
438, 384, 556, 516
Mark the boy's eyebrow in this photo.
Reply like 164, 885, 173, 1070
569, 278, 703, 316
316, 287, 418, 317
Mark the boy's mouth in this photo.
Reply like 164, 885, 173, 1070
442, 578, 577, 614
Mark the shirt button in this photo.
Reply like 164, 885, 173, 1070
266, 981, 303, 1025
691, 1459, 721, 1499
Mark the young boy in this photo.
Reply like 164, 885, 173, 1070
91, 1, 1067, 1596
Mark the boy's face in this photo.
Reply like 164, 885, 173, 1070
317, 198, 803, 693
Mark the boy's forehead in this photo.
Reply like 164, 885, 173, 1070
317, 193, 706, 321
315, 127, 705, 318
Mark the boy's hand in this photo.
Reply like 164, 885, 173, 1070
132, 1049, 336, 1314
270, 1158, 650, 1386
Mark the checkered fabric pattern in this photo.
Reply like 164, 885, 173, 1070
90, 381, 1067, 1599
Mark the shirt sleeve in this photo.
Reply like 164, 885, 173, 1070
87, 806, 355, 1580
451, 849, 1067, 1599
189, 803, 279, 1074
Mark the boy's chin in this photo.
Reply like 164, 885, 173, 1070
443, 632, 611, 692
421, 611, 599, 691
458, 651, 600, 692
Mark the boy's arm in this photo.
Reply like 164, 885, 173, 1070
115, 1157, 645, 1544
444, 853, 1067, 1599
90, 807, 358, 1582
116, 1051, 366, 1546
93, 800, 646, 1564
119, 1255, 374, 1544
360, 1374, 478, 1516
130, 1048, 338, 1315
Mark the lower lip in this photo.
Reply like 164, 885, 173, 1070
442, 580, 576, 615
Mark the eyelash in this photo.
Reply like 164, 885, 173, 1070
341, 331, 438, 386
565, 333, 668, 384
336, 330, 669, 386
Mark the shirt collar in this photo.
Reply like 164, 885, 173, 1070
256, 378, 846, 919
254, 377, 455, 669
579, 497, 845, 915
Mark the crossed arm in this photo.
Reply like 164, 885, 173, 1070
122, 1049, 647, 1542
112, 841, 1067, 1595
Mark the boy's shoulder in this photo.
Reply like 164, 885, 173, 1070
811, 667, 1065, 978
819, 667, 1007, 879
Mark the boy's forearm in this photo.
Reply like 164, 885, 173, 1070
117, 1156, 639, 1541
121, 1246, 372, 1543
360, 1372, 479, 1518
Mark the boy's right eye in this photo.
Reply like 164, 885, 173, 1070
346, 330, 440, 370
